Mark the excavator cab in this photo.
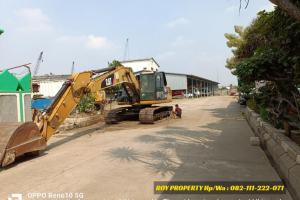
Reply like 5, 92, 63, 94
105, 70, 172, 124
139, 72, 168, 101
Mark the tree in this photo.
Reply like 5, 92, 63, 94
241, 0, 300, 22
224, 26, 245, 69
0, 28, 4, 35
109, 60, 122, 68
225, 6, 300, 131
226, 8, 300, 84
269, 0, 300, 22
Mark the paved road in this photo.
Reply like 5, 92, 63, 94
0, 96, 293, 200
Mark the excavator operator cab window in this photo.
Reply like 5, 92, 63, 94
140, 74, 155, 100
140, 72, 168, 101
155, 72, 166, 100
156, 74, 162, 88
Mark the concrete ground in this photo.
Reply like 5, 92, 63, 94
0, 96, 293, 200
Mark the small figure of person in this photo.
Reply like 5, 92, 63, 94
172, 104, 182, 118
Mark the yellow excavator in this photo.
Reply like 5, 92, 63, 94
0, 66, 172, 167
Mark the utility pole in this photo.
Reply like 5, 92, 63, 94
33, 51, 43, 76
123, 38, 129, 60
71, 61, 75, 74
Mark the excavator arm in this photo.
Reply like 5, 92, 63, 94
37, 71, 92, 140
38, 65, 140, 140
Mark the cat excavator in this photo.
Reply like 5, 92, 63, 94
0, 66, 172, 167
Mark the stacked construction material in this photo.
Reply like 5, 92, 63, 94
0, 69, 32, 122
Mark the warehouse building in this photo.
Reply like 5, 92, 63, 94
124, 58, 219, 97
165, 72, 219, 98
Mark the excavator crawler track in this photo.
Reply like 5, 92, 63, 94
105, 106, 172, 124
139, 106, 173, 124
104, 106, 140, 124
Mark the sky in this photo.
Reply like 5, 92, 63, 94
0, 0, 275, 86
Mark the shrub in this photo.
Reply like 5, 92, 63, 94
259, 106, 269, 122
77, 93, 95, 113
247, 97, 257, 112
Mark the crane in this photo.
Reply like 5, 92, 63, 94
33, 51, 43, 76
71, 61, 75, 74
123, 38, 129, 60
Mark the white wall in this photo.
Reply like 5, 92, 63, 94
121, 59, 159, 72
165, 74, 187, 90
38, 81, 65, 97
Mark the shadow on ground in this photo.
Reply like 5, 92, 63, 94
105, 101, 289, 200
46, 124, 108, 150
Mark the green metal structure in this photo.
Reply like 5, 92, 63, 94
0, 66, 32, 122
0, 69, 31, 92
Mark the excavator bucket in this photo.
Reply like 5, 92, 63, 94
0, 122, 46, 167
